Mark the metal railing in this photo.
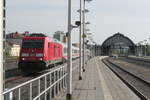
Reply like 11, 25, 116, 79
3, 63, 79, 100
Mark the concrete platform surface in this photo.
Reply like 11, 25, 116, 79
56, 56, 140, 100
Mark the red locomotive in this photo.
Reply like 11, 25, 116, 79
18, 33, 79, 73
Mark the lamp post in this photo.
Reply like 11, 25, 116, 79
67, 0, 81, 99
136, 43, 140, 56
77, 0, 92, 80
148, 38, 150, 56
143, 40, 147, 56
83, 24, 90, 65
66, 0, 72, 99
78, 0, 83, 80
82, 0, 92, 72
77, 2, 89, 79
140, 43, 143, 56
84, 32, 92, 62
0, 0, 4, 99
139, 41, 143, 56
145, 43, 148, 56
82, 8, 90, 72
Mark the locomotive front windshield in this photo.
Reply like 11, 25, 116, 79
22, 40, 44, 49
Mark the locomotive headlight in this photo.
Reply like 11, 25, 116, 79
21, 53, 29, 57
36, 53, 43, 57
38, 58, 43, 61
22, 58, 26, 60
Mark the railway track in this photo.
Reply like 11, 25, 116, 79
120, 57, 150, 68
111, 57, 150, 83
102, 58, 150, 100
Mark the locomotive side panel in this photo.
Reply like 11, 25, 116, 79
43, 37, 49, 62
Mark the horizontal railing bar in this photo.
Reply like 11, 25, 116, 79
33, 73, 67, 100
3, 65, 67, 94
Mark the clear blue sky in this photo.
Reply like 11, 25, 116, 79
6, 0, 150, 44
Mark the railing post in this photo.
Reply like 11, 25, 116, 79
64, 67, 66, 88
62, 68, 64, 88
56, 71, 59, 95
4, 90, 13, 100
59, 69, 61, 91
54, 72, 56, 98
30, 83, 32, 100
44, 76, 47, 100
0, 0, 4, 99
65, 67, 67, 87
38, 79, 41, 100
61, 68, 63, 89
49, 74, 52, 100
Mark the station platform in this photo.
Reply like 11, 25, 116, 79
56, 56, 140, 100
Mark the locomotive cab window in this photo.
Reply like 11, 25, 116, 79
22, 40, 44, 49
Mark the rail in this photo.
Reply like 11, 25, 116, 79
3, 64, 78, 100
102, 58, 149, 100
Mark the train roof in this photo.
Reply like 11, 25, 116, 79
23, 33, 79, 49
52, 38, 79, 49
23, 33, 50, 40
29, 33, 47, 37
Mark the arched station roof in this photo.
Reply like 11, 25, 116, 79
102, 32, 135, 47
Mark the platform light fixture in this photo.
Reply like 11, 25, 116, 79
85, 0, 93, 2
85, 21, 90, 25
77, 9, 90, 13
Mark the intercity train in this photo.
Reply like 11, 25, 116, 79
18, 33, 79, 73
